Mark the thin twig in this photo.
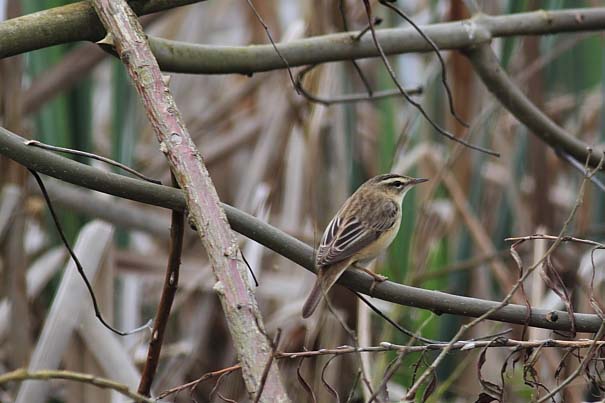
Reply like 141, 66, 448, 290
368, 351, 405, 403
137, 173, 184, 396
589, 247, 605, 318
379, 0, 469, 127
320, 354, 340, 402
295, 64, 423, 106
323, 292, 376, 400
296, 355, 317, 403
353, 291, 439, 344
403, 151, 601, 400
339, 0, 375, 94
29, 169, 151, 336
556, 148, 605, 193
537, 320, 605, 402
0, 369, 155, 403
158, 334, 605, 400
25, 139, 161, 184
361, 0, 498, 157
253, 329, 282, 403
208, 371, 233, 402
354, 17, 383, 41
217, 391, 238, 403
345, 370, 362, 403
245, 0, 298, 92
157, 365, 242, 399
505, 234, 605, 248
241, 249, 259, 287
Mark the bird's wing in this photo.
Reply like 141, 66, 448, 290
316, 200, 398, 267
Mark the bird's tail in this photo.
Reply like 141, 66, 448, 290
302, 260, 351, 318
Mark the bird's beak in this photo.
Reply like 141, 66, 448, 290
410, 177, 429, 185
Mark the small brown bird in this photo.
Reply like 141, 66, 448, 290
302, 173, 428, 318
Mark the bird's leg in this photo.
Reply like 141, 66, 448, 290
352, 263, 387, 294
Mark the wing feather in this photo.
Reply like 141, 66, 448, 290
316, 200, 399, 267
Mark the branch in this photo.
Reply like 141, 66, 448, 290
146, 8, 605, 74
160, 336, 605, 399
0, 0, 204, 59
464, 42, 605, 168
1, 127, 603, 333
89, 1, 288, 401
137, 175, 184, 396
3, 7, 605, 70
0, 368, 154, 403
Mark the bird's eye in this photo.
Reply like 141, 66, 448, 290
390, 181, 404, 188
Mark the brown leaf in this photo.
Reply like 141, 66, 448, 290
510, 241, 531, 339
477, 345, 503, 402
541, 255, 576, 336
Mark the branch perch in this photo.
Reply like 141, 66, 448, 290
89, 1, 288, 401
0, 127, 603, 333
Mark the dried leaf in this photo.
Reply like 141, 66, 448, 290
541, 255, 576, 336
477, 346, 503, 401
421, 369, 437, 402
589, 248, 605, 318
510, 242, 531, 339
475, 392, 498, 403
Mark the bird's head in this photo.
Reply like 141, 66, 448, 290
364, 173, 429, 202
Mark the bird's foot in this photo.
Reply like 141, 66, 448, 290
353, 264, 388, 294
368, 275, 387, 294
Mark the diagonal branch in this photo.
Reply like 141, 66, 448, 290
1, 126, 604, 334
89, 1, 288, 401
464, 43, 605, 168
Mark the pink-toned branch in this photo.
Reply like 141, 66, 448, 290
90, 1, 289, 401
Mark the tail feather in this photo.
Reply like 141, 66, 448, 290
301, 280, 322, 319
302, 260, 351, 318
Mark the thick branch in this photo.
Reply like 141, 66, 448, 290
2, 7, 605, 69
464, 43, 605, 167
0, 0, 203, 59
147, 8, 605, 74
89, 1, 288, 401
0, 127, 602, 333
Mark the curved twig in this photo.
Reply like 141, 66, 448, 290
361, 0, 498, 157
245, 0, 298, 92
295, 64, 423, 106
29, 169, 151, 337
379, 0, 468, 127
25, 140, 161, 184
0, 369, 155, 403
